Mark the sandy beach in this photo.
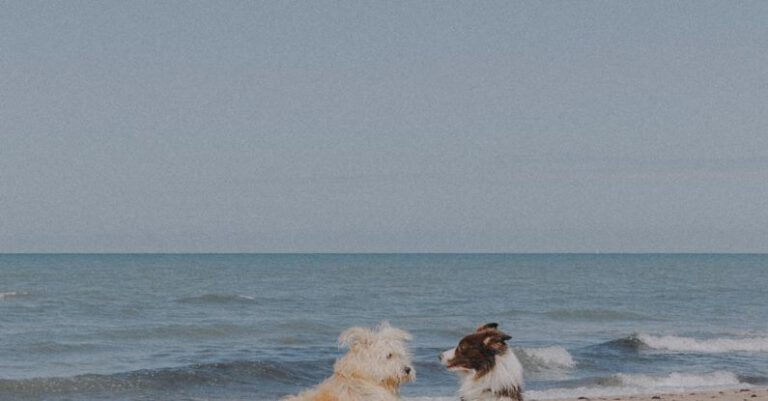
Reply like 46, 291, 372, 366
537, 388, 768, 401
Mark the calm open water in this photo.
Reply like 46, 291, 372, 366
1, 254, 767, 401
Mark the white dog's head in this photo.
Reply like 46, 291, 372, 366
334, 321, 415, 392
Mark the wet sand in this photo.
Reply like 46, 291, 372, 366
536, 387, 768, 401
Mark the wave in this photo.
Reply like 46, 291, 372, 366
101, 323, 256, 340
596, 333, 768, 354
0, 291, 29, 300
545, 308, 654, 322
176, 293, 259, 304
21, 341, 101, 355
526, 371, 747, 400
517, 346, 576, 370
598, 335, 646, 352
636, 333, 768, 353
0, 360, 331, 398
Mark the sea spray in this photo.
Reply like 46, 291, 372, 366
517, 346, 576, 369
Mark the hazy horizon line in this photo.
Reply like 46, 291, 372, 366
1, 252, 765, 256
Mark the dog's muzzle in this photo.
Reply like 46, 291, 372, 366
439, 348, 455, 366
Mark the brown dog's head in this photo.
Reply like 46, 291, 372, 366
440, 323, 512, 377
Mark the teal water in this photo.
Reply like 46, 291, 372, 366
1, 254, 767, 401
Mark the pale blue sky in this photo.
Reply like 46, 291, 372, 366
2, 1, 767, 252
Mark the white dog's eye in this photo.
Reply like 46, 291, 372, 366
386, 353, 393, 359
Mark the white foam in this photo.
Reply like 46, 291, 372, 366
0, 291, 27, 300
519, 346, 576, 369
616, 371, 741, 388
638, 333, 768, 353
525, 371, 746, 400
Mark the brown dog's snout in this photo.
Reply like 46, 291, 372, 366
404, 366, 412, 375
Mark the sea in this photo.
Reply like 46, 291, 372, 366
1, 254, 767, 401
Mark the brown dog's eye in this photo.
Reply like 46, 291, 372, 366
386, 353, 393, 359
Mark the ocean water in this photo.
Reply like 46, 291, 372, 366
1, 254, 767, 401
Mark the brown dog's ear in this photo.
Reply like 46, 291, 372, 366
476, 322, 499, 332
483, 334, 510, 353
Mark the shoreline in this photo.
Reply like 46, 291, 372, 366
407, 388, 768, 401
535, 387, 768, 401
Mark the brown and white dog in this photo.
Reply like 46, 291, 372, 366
440, 323, 524, 401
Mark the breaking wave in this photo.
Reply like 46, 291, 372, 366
598, 334, 768, 354
517, 346, 576, 369
526, 371, 747, 399
635, 333, 768, 353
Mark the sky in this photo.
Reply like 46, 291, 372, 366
1, 1, 768, 253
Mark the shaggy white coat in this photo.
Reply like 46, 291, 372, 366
282, 322, 415, 401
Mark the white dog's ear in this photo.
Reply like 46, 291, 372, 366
377, 321, 413, 342
338, 327, 374, 348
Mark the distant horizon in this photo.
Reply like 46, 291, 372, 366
1, 252, 765, 255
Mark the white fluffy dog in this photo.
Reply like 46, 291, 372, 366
282, 322, 415, 401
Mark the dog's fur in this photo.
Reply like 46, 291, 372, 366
440, 323, 524, 401
282, 322, 415, 401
